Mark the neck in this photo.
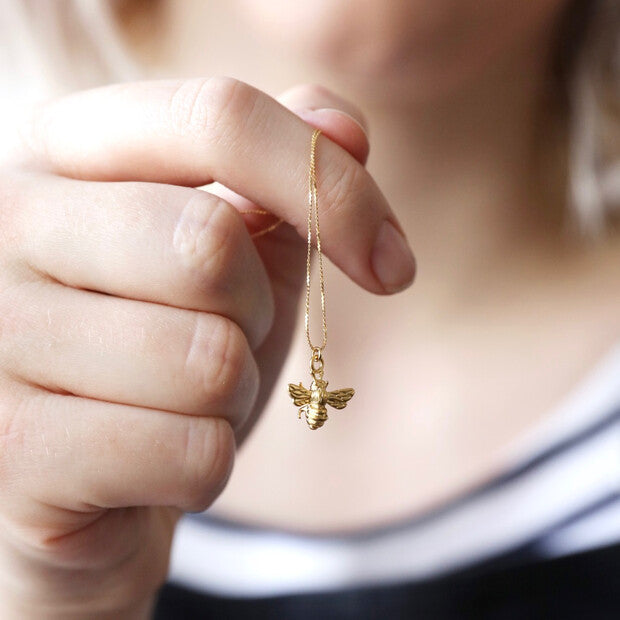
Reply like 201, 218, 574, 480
308, 20, 571, 310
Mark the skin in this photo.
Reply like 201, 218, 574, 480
0, 0, 618, 618
155, 0, 620, 530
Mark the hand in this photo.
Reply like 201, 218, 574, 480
0, 77, 415, 618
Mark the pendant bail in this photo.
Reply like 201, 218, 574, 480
310, 346, 324, 380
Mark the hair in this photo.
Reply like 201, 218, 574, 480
554, 0, 620, 236
0, 0, 618, 236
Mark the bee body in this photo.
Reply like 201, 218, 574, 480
302, 403, 329, 431
289, 378, 354, 430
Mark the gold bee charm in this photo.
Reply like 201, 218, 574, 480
288, 348, 354, 430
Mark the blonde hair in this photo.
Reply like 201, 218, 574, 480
1, 0, 618, 236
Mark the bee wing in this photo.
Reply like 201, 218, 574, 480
288, 382, 312, 406
325, 387, 355, 409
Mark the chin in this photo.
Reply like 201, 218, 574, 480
234, 0, 567, 103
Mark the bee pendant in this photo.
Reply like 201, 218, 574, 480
288, 350, 354, 430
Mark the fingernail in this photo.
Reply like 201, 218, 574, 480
371, 220, 416, 293
292, 107, 369, 141
312, 108, 369, 140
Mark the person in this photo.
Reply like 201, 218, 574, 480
0, 0, 618, 618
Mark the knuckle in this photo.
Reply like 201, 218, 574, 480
168, 76, 261, 145
168, 77, 214, 138
204, 76, 261, 143
319, 160, 365, 222
207, 317, 255, 402
180, 417, 235, 512
185, 314, 258, 413
173, 193, 242, 292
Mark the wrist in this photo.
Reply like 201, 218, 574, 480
0, 546, 158, 620
0, 513, 167, 620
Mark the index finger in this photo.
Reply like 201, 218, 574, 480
13, 77, 416, 294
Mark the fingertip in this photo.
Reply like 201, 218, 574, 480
291, 107, 370, 166
370, 219, 417, 294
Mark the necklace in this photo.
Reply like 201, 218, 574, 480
287, 128, 355, 429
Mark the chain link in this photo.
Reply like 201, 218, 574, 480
242, 129, 327, 352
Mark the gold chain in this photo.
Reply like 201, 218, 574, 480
286, 128, 354, 429
241, 128, 327, 354
305, 128, 327, 355
239, 208, 284, 238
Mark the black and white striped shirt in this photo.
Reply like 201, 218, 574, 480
167, 342, 620, 599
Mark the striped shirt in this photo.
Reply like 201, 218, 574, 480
167, 342, 620, 599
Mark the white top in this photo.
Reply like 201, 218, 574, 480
168, 343, 620, 598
